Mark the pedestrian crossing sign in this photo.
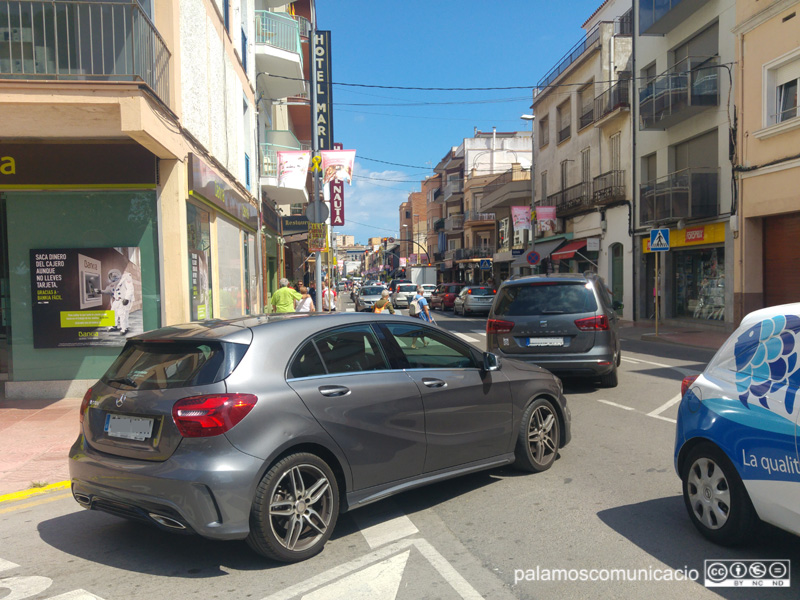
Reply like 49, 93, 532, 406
649, 228, 670, 251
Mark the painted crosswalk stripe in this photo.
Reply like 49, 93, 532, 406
454, 333, 479, 343
597, 399, 635, 411
354, 512, 419, 549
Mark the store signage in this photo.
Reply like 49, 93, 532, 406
281, 216, 309, 232
30, 247, 143, 348
586, 237, 600, 252
314, 31, 334, 150
0, 143, 155, 186
643, 222, 725, 253
330, 180, 345, 226
309, 223, 328, 251
188, 154, 258, 230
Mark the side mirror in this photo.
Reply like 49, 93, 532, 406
612, 300, 624, 310
483, 352, 501, 372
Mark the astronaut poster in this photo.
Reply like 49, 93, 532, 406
30, 247, 143, 348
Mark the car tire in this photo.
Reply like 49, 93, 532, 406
246, 452, 339, 563
513, 398, 560, 473
682, 443, 758, 546
616, 349, 622, 367
599, 366, 618, 388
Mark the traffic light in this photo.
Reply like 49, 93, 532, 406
382, 237, 388, 249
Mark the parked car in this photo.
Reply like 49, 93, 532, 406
454, 285, 496, 316
430, 283, 463, 311
486, 273, 622, 387
354, 286, 385, 312
69, 313, 571, 563
391, 283, 417, 308
675, 303, 800, 546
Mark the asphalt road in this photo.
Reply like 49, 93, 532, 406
2, 301, 798, 600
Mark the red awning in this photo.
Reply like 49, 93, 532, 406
551, 239, 588, 261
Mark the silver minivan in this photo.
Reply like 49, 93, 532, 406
486, 273, 622, 387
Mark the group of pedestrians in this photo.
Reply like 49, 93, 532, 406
270, 278, 337, 314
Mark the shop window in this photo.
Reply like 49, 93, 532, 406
187, 203, 213, 321
673, 247, 725, 320
218, 218, 245, 319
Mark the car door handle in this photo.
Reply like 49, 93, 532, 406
422, 378, 447, 388
318, 385, 351, 397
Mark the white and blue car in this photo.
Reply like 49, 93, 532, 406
675, 303, 800, 545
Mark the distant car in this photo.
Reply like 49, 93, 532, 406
354, 286, 385, 312
675, 303, 800, 546
454, 286, 496, 316
388, 279, 411, 293
486, 272, 622, 387
69, 313, 570, 562
391, 283, 417, 308
430, 283, 463, 311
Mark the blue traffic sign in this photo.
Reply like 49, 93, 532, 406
479, 259, 492, 270
526, 251, 541, 265
511, 248, 524, 256
650, 228, 670, 251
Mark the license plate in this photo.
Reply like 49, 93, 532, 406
104, 414, 154, 441
527, 337, 564, 347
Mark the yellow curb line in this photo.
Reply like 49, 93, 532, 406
0, 492, 72, 514
0, 481, 70, 504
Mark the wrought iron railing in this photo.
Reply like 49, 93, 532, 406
457, 247, 494, 259
536, 23, 604, 92
592, 170, 625, 205
296, 15, 311, 39
579, 106, 594, 129
254, 11, 301, 56
639, 167, 719, 226
557, 124, 571, 143
549, 182, 591, 216
433, 218, 445, 231
594, 79, 630, 121
464, 211, 496, 224
615, 10, 633, 35
0, 0, 171, 104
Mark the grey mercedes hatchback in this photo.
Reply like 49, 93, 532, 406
486, 273, 622, 387
69, 312, 571, 562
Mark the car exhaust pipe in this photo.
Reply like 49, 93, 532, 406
148, 513, 187, 530
74, 493, 92, 507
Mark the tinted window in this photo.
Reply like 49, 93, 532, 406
290, 341, 327, 378
360, 287, 384, 295
468, 287, 494, 296
313, 325, 388, 375
397, 285, 416, 293
493, 282, 598, 316
381, 323, 477, 369
102, 341, 246, 391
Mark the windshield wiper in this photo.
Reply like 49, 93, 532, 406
107, 376, 138, 388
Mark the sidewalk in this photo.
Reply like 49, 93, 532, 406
0, 320, 730, 500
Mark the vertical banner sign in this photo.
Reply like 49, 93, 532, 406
314, 31, 334, 150
330, 180, 345, 226
309, 224, 328, 251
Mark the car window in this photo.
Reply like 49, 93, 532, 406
468, 287, 494, 296
397, 284, 416, 293
361, 287, 383, 295
312, 325, 389, 375
289, 340, 327, 379
493, 282, 598, 316
380, 323, 478, 370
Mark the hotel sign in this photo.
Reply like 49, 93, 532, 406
314, 31, 334, 150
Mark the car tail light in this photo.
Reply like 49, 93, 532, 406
487, 319, 515, 334
172, 394, 258, 438
79, 387, 93, 424
574, 315, 609, 331
681, 375, 698, 397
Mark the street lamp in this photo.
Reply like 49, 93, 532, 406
520, 114, 535, 268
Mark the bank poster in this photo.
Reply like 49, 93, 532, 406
31, 247, 143, 348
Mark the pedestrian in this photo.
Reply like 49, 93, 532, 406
321, 280, 336, 312
410, 284, 434, 349
271, 278, 307, 314
372, 289, 395, 314
294, 285, 315, 313
308, 281, 317, 307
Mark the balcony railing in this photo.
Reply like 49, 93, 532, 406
548, 182, 591, 217
433, 217, 445, 232
595, 79, 630, 123
464, 211, 496, 225
444, 249, 459, 261
444, 214, 464, 232
259, 131, 301, 177
433, 188, 443, 202
536, 23, 603, 93
639, 0, 711, 35
456, 247, 494, 260
443, 179, 464, 200
254, 11, 301, 56
639, 167, 719, 226
639, 56, 719, 130
296, 15, 311, 39
0, 1, 171, 105
615, 10, 633, 36
592, 170, 625, 205
579, 106, 594, 129
557, 124, 571, 143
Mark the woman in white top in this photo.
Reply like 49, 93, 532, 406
294, 285, 315, 313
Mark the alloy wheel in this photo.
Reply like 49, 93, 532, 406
528, 404, 557, 466
269, 464, 334, 552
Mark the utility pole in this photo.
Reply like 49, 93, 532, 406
310, 14, 322, 304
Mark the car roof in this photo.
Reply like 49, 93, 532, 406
501, 273, 593, 286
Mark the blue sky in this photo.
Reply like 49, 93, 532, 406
316, 0, 608, 245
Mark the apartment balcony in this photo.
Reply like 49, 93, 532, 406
444, 214, 464, 232
639, 167, 719, 227
444, 249, 459, 261
254, 11, 305, 99
481, 168, 531, 211
579, 106, 594, 130
639, 0, 712, 35
432, 188, 443, 202
592, 170, 626, 206
535, 23, 602, 95
639, 56, 719, 130
259, 130, 308, 205
464, 211, 496, 227
433, 218, 445, 232
0, 0, 170, 105
548, 182, 592, 217
457, 247, 494, 260
594, 79, 630, 126
443, 179, 464, 201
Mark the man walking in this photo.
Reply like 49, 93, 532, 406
271, 278, 307, 313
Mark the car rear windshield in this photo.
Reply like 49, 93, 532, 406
361, 287, 384, 295
398, 285, 416, 293
468, 287, 494, 296
101, 340, 248, 391
492, 282, 598, 316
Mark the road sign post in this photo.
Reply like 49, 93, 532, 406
649, 229, 670, 336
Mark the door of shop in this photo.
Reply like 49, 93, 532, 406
0, 194, 8, 377
764, 214, 800, 307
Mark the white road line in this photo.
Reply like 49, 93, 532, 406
621, 357, 644, 364
597, 399, 635, 411
346, 308, 356, 312
354, 513, 419, 550
622, 356, 672, 368
650, 414, 678, 424
647, 393, 683, 417
454, 333, 479, 343
0, 559, 19, 573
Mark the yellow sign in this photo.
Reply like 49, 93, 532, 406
309, 223, 328, 251
60, 311, 115, 328
643, 222, 725, 253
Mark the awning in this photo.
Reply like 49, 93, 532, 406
510, 238, 567, 268
551, 239, 588, 261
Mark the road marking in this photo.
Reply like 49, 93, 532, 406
650, 414, 677, 424
0, 481, 70, 504
621, 356, 673, 368
647, 393, 683, 417
0, 492, 72, 514
301, 551, 409, 600
0, 559, 19, 573
346, 308, 356, 312
596, 399, 635, 411
453, 333, 479, 343
354, 513, 419, 549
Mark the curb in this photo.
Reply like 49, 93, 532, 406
640, 332, 723, 352
0, 481, 70, 504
